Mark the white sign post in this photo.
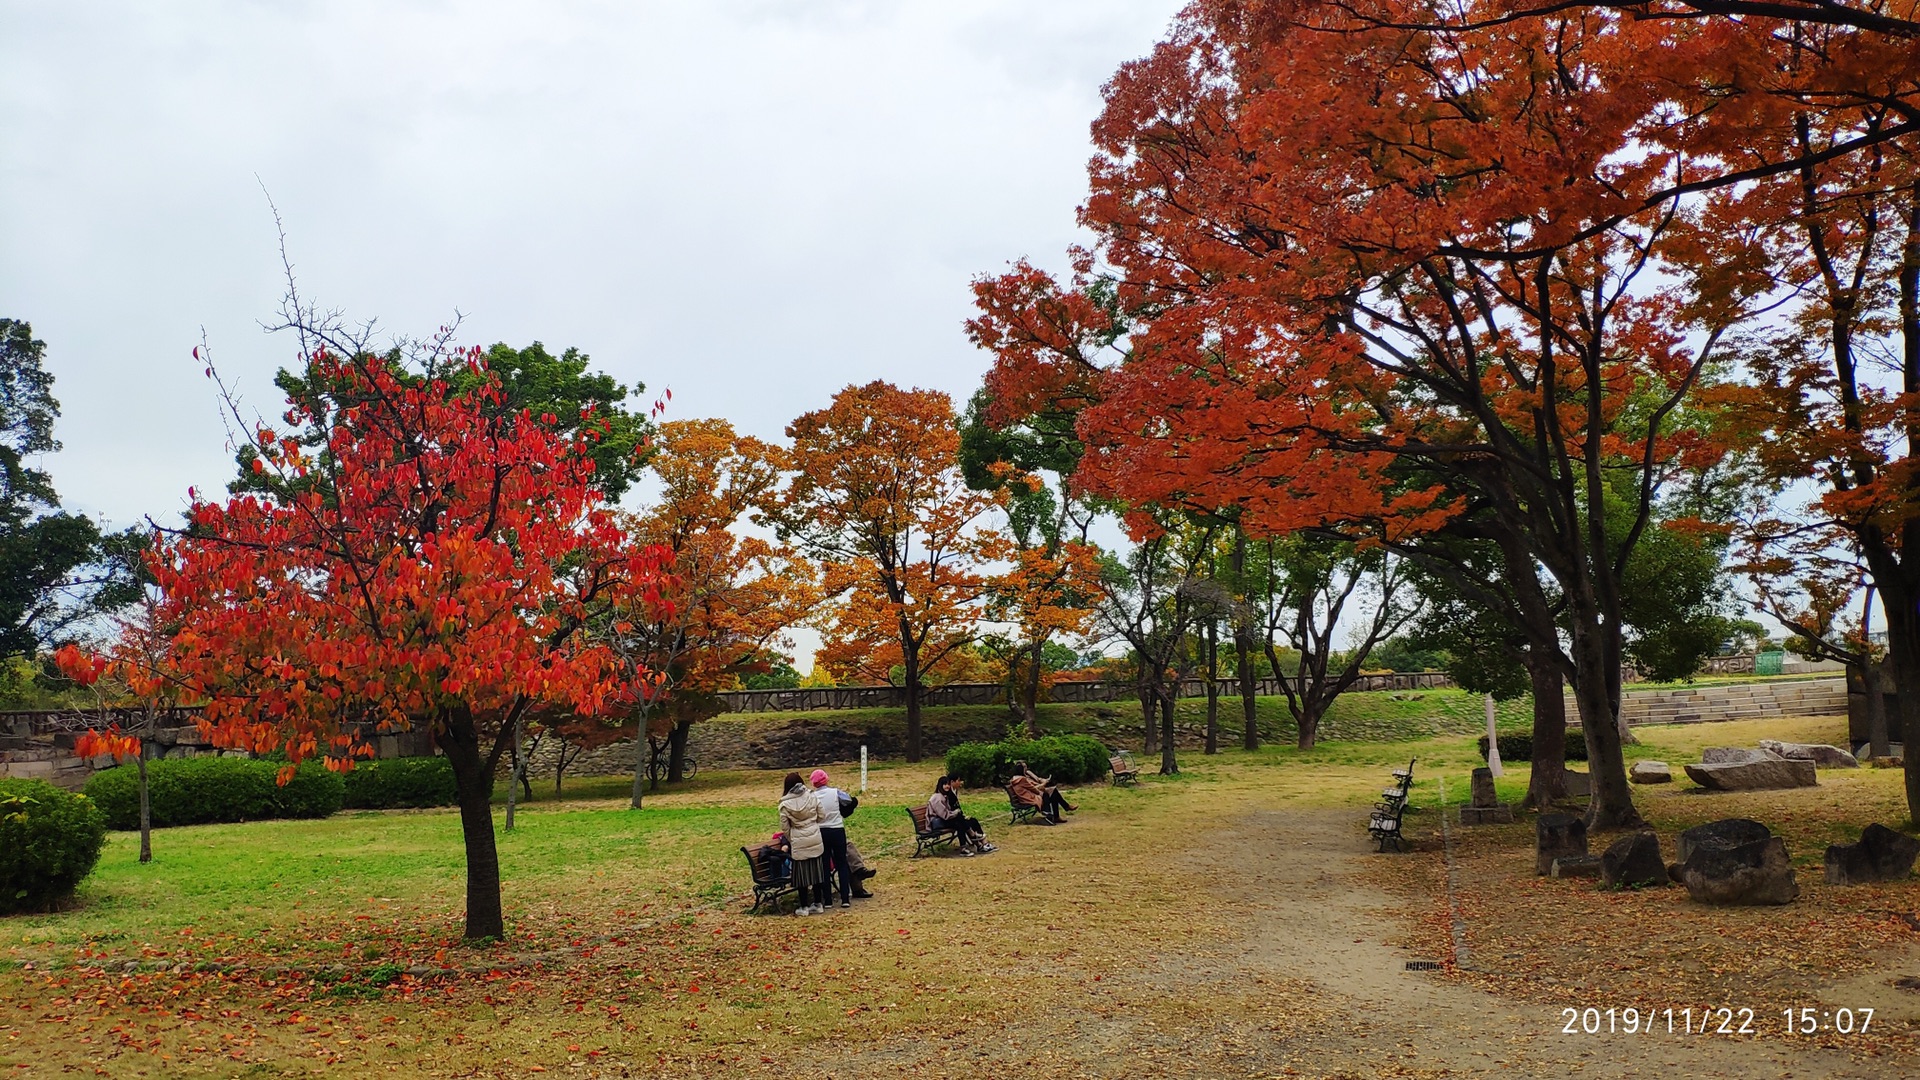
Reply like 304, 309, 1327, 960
860, 745, 868, 793
1485, 694, 1503, 777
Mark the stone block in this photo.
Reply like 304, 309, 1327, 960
1824, 823, 1920, 885
1550, 855, 1602, 879
1759, 740, 1858, 768
1683, 759, 1817, 791
1600, 831, 1668, 889
1536, 813, 1588, 876
1682, 836, 1798, 905
1701, 747, 1784, 765
1629, 760, 1672, 784
1459, 804, 1514, 826
1676, 818, 1772, 864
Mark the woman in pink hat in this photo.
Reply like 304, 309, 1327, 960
809, 769, 855, 909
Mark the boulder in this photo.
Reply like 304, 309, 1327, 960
1676, 818, 1773, 864
1701, 747, 1784, 765
1759, 740, 1858, 769
1824, 824, 1920, 885
1563, 771, 1591, 798
1629, 760, 1673, 785
1536, 813, 1588, 876
1550, 855, 1603, 879
1681, 836, 1799, 905
1600, 831, 1668, 889
1683, 759, 1818, 791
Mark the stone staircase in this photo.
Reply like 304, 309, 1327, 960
1569, 677, 1847, 728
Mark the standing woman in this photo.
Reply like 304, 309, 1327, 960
779, 771, 829, 914
809, 769, 855, 909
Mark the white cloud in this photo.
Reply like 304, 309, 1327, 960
0, 0, 1182, 527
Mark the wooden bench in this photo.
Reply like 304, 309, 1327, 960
1109, 752, 1140, 786
1005, 784, 1044, 826
740, 844, 795, 913
1368, 799, 1410, 853
907, 805, 960, 857
1368, 758, 1415, 852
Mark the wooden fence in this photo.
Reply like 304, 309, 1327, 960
714, 671, 1453, 713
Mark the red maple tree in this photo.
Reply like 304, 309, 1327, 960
153, 344, 670, 940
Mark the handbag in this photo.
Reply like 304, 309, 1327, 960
838, 791, 858, 816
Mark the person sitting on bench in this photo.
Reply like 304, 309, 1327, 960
929, 775, 993, 854
1012, 760, 1075, 820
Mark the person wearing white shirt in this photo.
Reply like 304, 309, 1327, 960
809, 769, 855, 909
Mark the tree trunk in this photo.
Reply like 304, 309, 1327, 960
1864, 659, 1893, 760
628, 727, 648, 810
1158, 689, 1179, 775
668, 718, 691, 782
1204, 621, 1219, 755
903, 647, 924, 763
1237, 635, 1258, 752
505, 713, 523, 831
1878, 591, 1920, 823
1142, 684, 1158, 753
1524, 654, 1569, 809
1297, 701, 1324, 750
135, 751, 152, 865
1021, 638, 1044, 738
1568, 623, 1641, 829
555, 738, 567, 795
439, 709, 507, 942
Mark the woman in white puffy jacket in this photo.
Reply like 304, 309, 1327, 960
778, 771, 830, 914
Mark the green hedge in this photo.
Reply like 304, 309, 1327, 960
1477, 732, 1589, 763
0, 778, 108, 914
944, 734, 1111, 789
342, 757, 458, 809
83, 756, 344, 830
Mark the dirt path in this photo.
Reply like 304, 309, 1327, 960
847, 807, 1900, 1078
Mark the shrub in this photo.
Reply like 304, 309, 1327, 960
1476, 732, 1589, 764
944, 734, 1111, 789
83, 756, 344, 830
0, 778, 108, 914
342, 756, 458, 809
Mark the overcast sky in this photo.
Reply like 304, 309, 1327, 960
2, 0, 1184, 531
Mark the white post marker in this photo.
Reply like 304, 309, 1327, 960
1485, 693, 1503, 778
860, 745, 868, 793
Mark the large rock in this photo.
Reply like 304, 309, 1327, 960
1701, 747, 1785, 765
1536, 813, 1588, 876
1629, 760, 1673, 784
1563, 771, 1591, 798
1824, 823, 1920, 885
1600, 831, 1668, 889
1681, 836, 1799, 905
1470, 767, 1499, 808
1676, 818, 1773, 864
1759, 740, 1858, 768
1684, 758, 1818, 791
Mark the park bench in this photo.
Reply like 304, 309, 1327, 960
1377, 758, 1416, 811
1368, 758, 1416, 852
1368, 799, 1410, 852
740, 843, 795, 913
907, 805, 961, 857
1109, 750, 1140, 786
1005, 784, 1044, 826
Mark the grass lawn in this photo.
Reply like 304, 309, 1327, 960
3, 713, 1916, 1077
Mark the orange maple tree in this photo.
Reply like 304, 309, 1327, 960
612, 418, 820, 807
971, 0, 1815, 824
777, 382, 1004, 762
152, 343, 670, 940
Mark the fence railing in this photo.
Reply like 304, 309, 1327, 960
715, 671, 1454, 713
